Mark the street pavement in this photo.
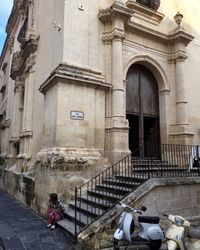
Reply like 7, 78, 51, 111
0, 189, 75, 250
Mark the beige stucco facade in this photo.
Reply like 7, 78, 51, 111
1, 0, 200, 210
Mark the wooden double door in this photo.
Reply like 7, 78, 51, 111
126, 64, 160, 158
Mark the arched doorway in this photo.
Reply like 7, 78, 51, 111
126, 64, 160, 158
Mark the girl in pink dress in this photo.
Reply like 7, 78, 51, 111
46, 193, 64, 230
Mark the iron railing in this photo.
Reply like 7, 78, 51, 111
74, 144, 200, 238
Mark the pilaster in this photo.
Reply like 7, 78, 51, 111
168, 15, 194, 144
9, 76, 24, 157
20, 64, 35, 155
99, 1, 133, 161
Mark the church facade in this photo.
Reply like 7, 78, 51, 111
0, 0, 200, 210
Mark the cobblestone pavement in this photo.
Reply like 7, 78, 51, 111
0, 189, 75, 250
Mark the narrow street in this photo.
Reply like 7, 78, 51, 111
0, 189, 75, 250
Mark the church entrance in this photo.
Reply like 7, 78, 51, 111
126, 64, 160, 158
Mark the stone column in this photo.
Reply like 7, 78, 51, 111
10, 77, 24, 156
99, 1, 133, 162
27, 0, 37, 39
21, 64, 35, 155
112, 32, 124, 118
175, 55, 188, 125
168, 16, 194, 144
12, 77, 24, 138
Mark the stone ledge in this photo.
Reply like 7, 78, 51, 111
39, 63, 110, 94
36, 147, 103, 169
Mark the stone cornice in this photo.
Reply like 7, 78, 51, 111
6, 0, 27, 36
98, 1, 133, 23
169, 28, 194, 47
126, 21, 194, 47
126, 0, 164, 25
39, 63, 111, 94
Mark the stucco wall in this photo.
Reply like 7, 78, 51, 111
31, 0, 65, 156
43, 80, 106, 150
63, 0, 103, 71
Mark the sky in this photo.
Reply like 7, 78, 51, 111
0, 0, 13, 55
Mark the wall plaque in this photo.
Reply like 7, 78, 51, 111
70, 111, 84, 120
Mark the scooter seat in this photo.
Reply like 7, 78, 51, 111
138, 216, 160, 224
187, 227, 200, 239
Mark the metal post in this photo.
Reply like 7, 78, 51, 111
75, 187, 77, 241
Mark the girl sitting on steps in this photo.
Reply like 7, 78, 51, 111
46, 193, 65, 230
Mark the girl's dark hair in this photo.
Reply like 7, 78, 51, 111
49, 193, 58, 201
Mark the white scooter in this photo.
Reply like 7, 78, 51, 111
113, 203, 164, 250
163, 213, 200, 250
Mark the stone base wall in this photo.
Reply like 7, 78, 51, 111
0, 167, 35, 207
0, 147, 109, 217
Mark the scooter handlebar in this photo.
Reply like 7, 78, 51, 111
118, 202, 143, 214
163, 213, 168, 217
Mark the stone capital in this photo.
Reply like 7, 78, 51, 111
98, 1, 133, 24
169, 50, 188, 63
102, 28, 125, 43
20, 130, 33, 138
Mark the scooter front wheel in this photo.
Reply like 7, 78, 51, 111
149, 239, 162, 250
113, 238, 120, 250
167, 239, 179, 250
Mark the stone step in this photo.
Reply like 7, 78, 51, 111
78, 195, 115, 210
87, 189, 124, 201
115, 175, 147, 183
57, 218, 80, 237
102, 178, 140, 188
132, 166, 187, 172
69, 201, 105, 217
95, 183, 133, 195
64, 207, 93, 227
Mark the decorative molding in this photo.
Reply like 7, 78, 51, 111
20, 130, 33, 138
9, 137, 20, 146
10, 36, 39, 80
169, 50, 188, 63
16, 153, 32, 160
14, 77, 25, 93
98, 1, 133, 24
102, 28, 125, 43
126, 20, 194, 47
8, 35, 15, 53
29, 0, 36, 30
6, 0, 27, 36
169, 28, 194, 47
39, 63, 111, 94
126, 0, 164, 25
0, 118, 11, 129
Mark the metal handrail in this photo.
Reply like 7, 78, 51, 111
74, 144, 200, 239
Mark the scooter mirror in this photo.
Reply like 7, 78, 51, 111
141, 206, 147, 212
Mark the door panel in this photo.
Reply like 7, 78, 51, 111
126, 68, 139, 114
126, 64, 160, 157
140, 70, 159, 116
126, 114, 139, 155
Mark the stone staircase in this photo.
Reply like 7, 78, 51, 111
57, 159, 190, 238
